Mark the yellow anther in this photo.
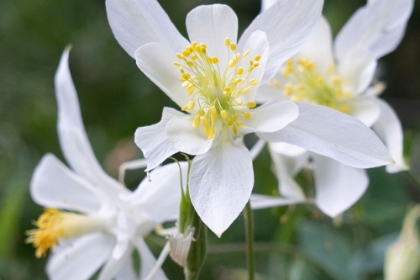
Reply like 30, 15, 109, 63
193, 116, 200, 128
224, 37, 230, 46
228, 58, 238, 67
210, 106, 217, 114
182, 81, 190, 87
212, 57, 219, 64
192, 41, 198, 47
187, 86, 195, 95
337, 105, 351, 113
194, 45, 201, 52
182, 104, 188, 111
182, 50, 191, 57
202, 118, 210, 128
284, 83, 294, 95
198, 109, 205, 116
240, 86, 251, 94
237, 67, 244, 75
254, 55, 261, 61
187, 100, 195, 110
227, 119, 233, 126
191, 54, 198, 60
244, 112, 251, 119
332, 76, 341, 84
200, 43, 207, 49
180, 67, 185, 73
176, 53, 185, 59
237, 122, 244, 127
243, 50, 250, 57
206, 126, 215, 139
246, 101, 257, 108
200, 47, 206, 54
235, 98, 243, 105
173, 61, 182, 67
187, 61, 195, 67
249, 79, 258, 85
182, 73, 190, 80
230, 43, 237, 51
224, 87, 231, 93
232, 126, 238, 135
232, 114, 238, 121
211, 112, 217, 122
252, 62, 259, 68
221, 110, 229, 119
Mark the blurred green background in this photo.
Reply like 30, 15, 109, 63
1, 0, 420, 279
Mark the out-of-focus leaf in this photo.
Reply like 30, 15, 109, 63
350, 234, 398, 276
0, 186, 26, 256
410, 132, 420, 186
296, 219, 358, 280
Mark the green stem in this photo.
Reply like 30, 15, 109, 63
243, 200, 255, 280
184, 210, 207, 280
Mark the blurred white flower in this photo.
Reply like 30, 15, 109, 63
385, 205, 420, 280
27, 48, 185, 280
253, 0, 413, 217
106, 0, 393, 236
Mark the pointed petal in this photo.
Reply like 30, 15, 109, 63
135, 107, 184, 171
30, 154, 100, 213
338, 48, 377, 94
55, 48, 114, 187
135, 43, 192, 108
269, 143, 308, 200
335, 0, 414, 61
250, 194, 304, 210
115, 254, 137, 280
258, 102, 393, 168
372, 99, 408, 173
135, 238, 168, 280
98, 245, 134, 280
166, 115, 214, 156
351, 97, 381, 127
239, 101, 298, 135
130, 162, 187, 223
190, 141, 253, 237
298, 17, 334, 73
106, 0, 188, 57
47, 233, 114, 280
186, 4, 238, 67
238, 0, 324, 83
312, 154, 369, 217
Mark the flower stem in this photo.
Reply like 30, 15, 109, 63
243, 200, 255, 280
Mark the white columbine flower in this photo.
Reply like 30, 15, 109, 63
27, 48, 185, 280
106, 0, 393, 236
252, 0, 413, 217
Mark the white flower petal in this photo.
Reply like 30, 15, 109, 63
97, 245, 134, 280
30, 154, 100, 213
372, 99, 408, 173
47, 233, 114, 280
135, 107, 184, 171
55, 48, 115, 187
135, 238, 168, 280
351, 97, 381, 127
186, 4, 238, 68
250, 194, 304, 210
258, 102, 393, 168
338, 48, 377, 94
269, 143, 309, 200
334, 0, 414, 61
106, 0, 188, 57
260, 0, 277, 11
239, 101, 298, 135
238, 0, 323, 83
189, 141, 253, 237
166, 115, 214, 156
131, 162, 187, 223
298, 16, 334, 73
116, 255, 137, 280
135, 43, 192, 108
255, 83, 287, 103
312, 154, 369, 217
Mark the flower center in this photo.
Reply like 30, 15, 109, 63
173, 38, 261, 138
26, 208, 105, 258
273, 58, 353, 113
